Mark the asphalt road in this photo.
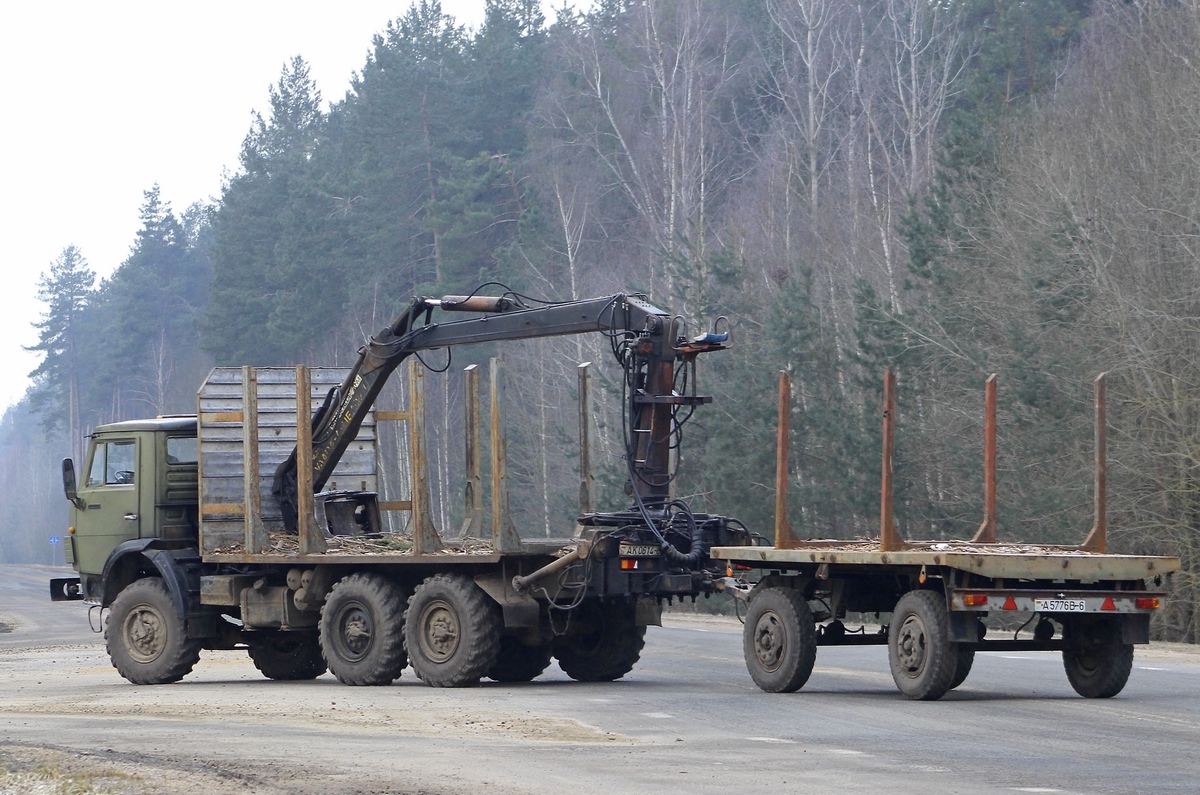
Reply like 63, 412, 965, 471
2, 564, 1198, 795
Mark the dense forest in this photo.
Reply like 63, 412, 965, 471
5, 0, 1199, 641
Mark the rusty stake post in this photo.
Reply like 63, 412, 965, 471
578, 362, 594, 516
1081, 372, 1108, 553
408, 361, 443, 554
489, 358, 522, 553
972, 374, 998, 543
461, 364, 484, 538
241, 366, 267, 553
774, 371, 800, 549
295, 366, 326, 554
879, 369, 905, 552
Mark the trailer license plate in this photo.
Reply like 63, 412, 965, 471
1034, 598, 1087, 612
619, 543, 660, 557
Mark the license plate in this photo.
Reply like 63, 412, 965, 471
1034, 598, 1087, 612
619, 543, 660, 558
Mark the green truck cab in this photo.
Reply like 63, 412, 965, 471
57, 417, 199, 602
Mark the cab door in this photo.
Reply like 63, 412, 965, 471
73, 437, 141, 576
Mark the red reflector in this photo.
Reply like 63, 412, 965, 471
1101, 596, 1117, 611
1002, 596, 1018, 611
963, 594, 989, 607
620, 559, 639, 570
1135, 597, 1160, 610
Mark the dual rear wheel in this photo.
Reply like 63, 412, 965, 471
318, 573, 644, 687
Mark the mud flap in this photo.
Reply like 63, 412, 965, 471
474, 572, 540, 628
1121, 613, 1150, 645
947, 610, 982, 643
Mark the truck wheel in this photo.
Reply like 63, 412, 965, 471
319, 573, 408, 686
888, 590, 956, 701
106, 578, 202, 685
247, 631, 327, 680
742, 587, 817, 693
487, 635, 553, 683
1062, 617, 1133, 698
406, 573, 501, 687
554, 601, 646, 682
948, 646, 975, 690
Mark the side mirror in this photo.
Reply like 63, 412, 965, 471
62, 458, 85, 510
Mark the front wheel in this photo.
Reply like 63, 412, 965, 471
107, 578, 202, 685
742, 587, 817, 693
1062, 617, 1133, 698
319, 573, 408, 685
406, 573, 501, 687
247, 631, 327, 680
888, 590, 956, 701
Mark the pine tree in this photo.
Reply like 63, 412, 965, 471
26, 245, 95, 457
204, 56, 330, 363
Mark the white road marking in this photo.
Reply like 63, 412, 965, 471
746, 737, 797, 744
1138, 666, 1167, 671
828, 749, 867, 756
642, 712, 674, 719
1011, 789, 1063, 793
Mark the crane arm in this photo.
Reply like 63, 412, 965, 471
273, 292, 680, 532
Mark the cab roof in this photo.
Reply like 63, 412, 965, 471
92, 415, 197, 435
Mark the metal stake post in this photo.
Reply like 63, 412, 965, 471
775, 371, 799, 549
1081, 373, 1108, 553
242, 366, 267, 553
972, 374, 998, 543
296, 366, 326, 554
879, 369, 905, 552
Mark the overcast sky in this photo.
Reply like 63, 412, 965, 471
0, 0, 525, 414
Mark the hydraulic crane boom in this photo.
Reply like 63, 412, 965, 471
273, 291, 728, 532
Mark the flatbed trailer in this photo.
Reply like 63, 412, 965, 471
712, 371, 1181, 700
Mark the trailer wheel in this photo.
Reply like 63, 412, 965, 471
888, 590, 956, 701
487, 635, 554, 682
742, 587, 817, 693
948, 646, 975, 690
554, 601, 646, 682
107, 578, 202, 685
406, 573, 501, 687
247, 631, 327, 680
320, 573, 408, 685
1062, 617, 1133, 698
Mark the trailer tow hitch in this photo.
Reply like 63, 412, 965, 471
512, 541, 593, 594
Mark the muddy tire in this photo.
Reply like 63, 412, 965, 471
487, 635, 553, 683
406, 573, 501, 687
554, 601, 646, 682
1062, 617, 1133, 698
888, 590, 956, 701
743, 587, 817, 693
107, 578, 202, 685
320, 573, 408, 686
247, 631, 327, 680
948, 646, 975, 690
